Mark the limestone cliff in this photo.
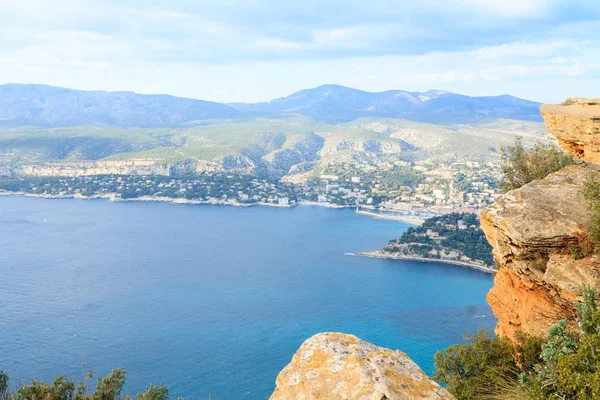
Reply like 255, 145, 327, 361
13, 160, 170, 177
540, 99, 600, 163
482, 99, 600, 338
481, 164, 600, 337
269, 333, 454, 400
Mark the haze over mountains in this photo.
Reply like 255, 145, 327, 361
0, 84, 241, 127
230, 84, 542, 124
0, 83, 551, 179
0, 83, 542, 127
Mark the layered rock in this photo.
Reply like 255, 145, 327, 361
482, 99, 600, 338
269, 332, 454, 400
540, 99, 600, 163
482, 164, 600, 337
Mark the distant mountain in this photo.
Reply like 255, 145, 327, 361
0, 83, 542, 128
229, 84, 543, 124
0, 84, 241, 127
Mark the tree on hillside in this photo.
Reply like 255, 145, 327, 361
499, 137, 574, 193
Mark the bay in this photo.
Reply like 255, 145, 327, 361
0, 197, 495, 399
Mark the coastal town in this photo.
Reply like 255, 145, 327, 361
0, 158, 502, 221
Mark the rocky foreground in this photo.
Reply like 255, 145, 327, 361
269, 333, 454, 400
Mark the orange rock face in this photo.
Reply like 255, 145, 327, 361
481, 164, 600, 338
482, 102, 600, 339
486, 268, 576, 338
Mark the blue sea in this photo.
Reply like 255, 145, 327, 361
0, 196, 495, 399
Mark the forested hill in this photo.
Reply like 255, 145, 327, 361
383, 213, 495, 266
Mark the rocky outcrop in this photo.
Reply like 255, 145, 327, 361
483, 99, 600, 338
481, 164, 600, 337
540, 99, 600, 163
269, 333, 454, 400
483, 164, 600, 337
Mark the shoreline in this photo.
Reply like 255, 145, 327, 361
359, 250, 497, 274
0, 191, 295, 208
0, 191, 426, 224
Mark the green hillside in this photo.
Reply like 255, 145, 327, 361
0, 115, 551, 179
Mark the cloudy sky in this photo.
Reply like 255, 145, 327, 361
0, 0, 599, 103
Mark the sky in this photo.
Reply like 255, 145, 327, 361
0, 0, 599, 103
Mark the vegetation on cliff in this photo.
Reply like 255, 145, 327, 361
581, 171, 600, 253
0, 369, 186, 400
383, 212, 494, 266
499, 137, 574, 193
434, 286, 600, 400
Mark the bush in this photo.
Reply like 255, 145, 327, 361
499, 138, 574, 193
433, 330, 521, 400
1, 369, 183, 400
0, 371, 8, 399
581, 171, 600, 252
568, 246, 584, 260
436, 286, 600, 400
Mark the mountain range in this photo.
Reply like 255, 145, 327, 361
0, 83, 542, 127
230, 84, 542, 124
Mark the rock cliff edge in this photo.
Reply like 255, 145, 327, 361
483, 99, 600, 338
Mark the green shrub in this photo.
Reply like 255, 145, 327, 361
581, 171, 600, 252
437, 286, 600, 400
0, 371, 8, 399
2, 369, 186, 400
499, 138, 574, 193
568, 246, 584, 260
433, 330, 520, 400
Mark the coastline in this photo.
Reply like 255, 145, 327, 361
359, 250, 497, 274
0, 191, 424, 223
0, 191, 295, 208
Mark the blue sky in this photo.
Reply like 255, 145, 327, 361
0, 0, 598, 103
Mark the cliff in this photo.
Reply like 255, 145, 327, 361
269, 333, 454, 400
12, 160, 170, 177
540, 98, 600, 163
482, 99, 600, 338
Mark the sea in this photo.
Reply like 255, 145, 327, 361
0, 196, 495, 399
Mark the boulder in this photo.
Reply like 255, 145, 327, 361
269, 332, 454, 400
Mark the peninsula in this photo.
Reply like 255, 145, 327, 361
363, 212, 496, 271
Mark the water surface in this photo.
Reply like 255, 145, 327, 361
0, 197, 495, 398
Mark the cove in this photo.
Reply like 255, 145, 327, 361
0, 197, 495, 399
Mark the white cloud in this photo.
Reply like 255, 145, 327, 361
456, 0, 554, 18
253, 38, 308, 52
0, 0, 598, 104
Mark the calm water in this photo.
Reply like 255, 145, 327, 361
0, 197, 495, 399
